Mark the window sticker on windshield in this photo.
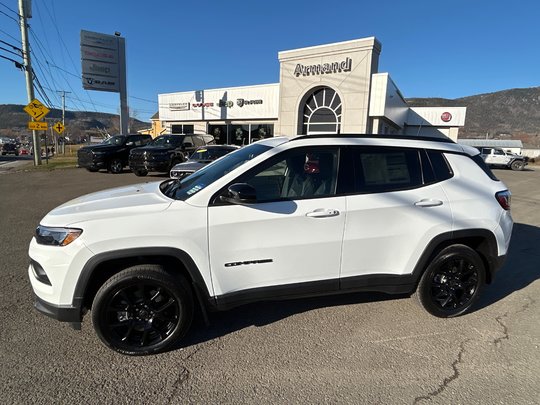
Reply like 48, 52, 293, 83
186, 184, 204, 195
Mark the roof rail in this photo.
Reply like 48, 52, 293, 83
289, 134, 455, 144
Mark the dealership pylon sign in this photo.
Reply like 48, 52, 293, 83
80, 30, 129, 135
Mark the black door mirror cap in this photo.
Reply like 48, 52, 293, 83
220, 183, 257, 205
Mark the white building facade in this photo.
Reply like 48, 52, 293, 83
158, 37, 466, 145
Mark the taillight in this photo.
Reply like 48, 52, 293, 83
496, 190, 511, 210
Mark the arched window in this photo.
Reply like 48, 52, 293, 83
301, 87, 341, 135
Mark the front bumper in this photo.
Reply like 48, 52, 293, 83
129, 160, 170, 172
33, 293, 83, 323
28, 237, 94, 325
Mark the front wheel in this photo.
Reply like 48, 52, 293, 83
133, 169, 148, 177
92, 265, 194, 355
510, 160, 525, 171
108, 159, 123, 174
415, 245, 485, 318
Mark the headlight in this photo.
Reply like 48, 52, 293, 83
35, 226, 82, 246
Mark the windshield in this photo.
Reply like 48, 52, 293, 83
190, 147, 234, 161
101, 135, 126, 146
161, 143, 272, 200
151, 135, 183, 147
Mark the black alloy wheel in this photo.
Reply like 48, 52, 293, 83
415, 245, 485, 317
108, 159, 123, 174
92, 265, 193, 355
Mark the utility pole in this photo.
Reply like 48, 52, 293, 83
57, 90, 70, 154
18, 0, 41, 165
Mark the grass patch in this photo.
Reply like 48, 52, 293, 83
25, 156, 78, 171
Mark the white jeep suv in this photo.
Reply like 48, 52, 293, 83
29, 135, 513, 355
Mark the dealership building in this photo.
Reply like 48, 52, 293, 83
157, 37, 466, 145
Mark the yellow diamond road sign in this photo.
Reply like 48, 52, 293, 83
23, 98, 50, 121
53, 122, 65, 134
28, 121, 48, 131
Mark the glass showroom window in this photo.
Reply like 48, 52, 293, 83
171, 124, 194, 134
301, 87, 342, 135
209, 125, 228, 144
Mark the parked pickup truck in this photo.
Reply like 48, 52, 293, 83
78, 134, 152, 173
478, 147, 527, 171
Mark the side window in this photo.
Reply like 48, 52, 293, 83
426, 150, 453, 182
352, 147, 422, 193
203, 135, 216, 145
192, 136, 205, 147
494, 149, 504, 155
182, 136, 194, 147
240, 147, 339, 202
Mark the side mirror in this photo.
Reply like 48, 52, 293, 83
183, 142, 193, 149
220, 183, 257, 205
126, 141, 134, 146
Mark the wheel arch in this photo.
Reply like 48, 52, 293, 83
75, 247, 214, 314
412, 229, 499, 287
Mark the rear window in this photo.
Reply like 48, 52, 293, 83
352, 147, 423, 193
471, 154, 499, 181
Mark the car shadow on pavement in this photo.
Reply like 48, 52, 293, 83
171, 223, 539, 352
172, 291, 405, 351
475, 222, 540, 310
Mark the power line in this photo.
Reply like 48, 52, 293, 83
0, 53, 23, 67
130, 95, 158, 104
0, 8, 18, 23
0, 38, 22, 52
0, 44, 21, 57
39, 0, 99, 113
0, 1, 19, 16
0, 27, 21, 43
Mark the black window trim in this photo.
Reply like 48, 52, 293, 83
209, 146, 343, 206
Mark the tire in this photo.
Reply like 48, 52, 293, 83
108, 159, 123, 174
86, 168, 99, 172
510, 160, 524, 171
134, 169, 148, 177
415, 244, 485, 318
92, 265, 194, 355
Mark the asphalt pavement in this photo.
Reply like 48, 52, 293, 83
0, 166, 539, 404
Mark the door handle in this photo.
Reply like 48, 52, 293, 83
306, 208, 340, 218
414, 199, 443, 207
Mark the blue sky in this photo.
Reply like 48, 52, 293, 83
1, 0, 539, 122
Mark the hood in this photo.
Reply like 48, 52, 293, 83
171, 161, 206, 172
41, 181, 172, 227
79, 144, 120, 153
132, 146, 175, 154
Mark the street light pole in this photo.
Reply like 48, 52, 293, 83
18, 0, 41, 165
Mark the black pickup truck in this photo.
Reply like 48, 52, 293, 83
129, 134, 215, 176
77, 134, 152, 173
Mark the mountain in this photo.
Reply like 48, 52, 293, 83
407, 86, 540, 147
2, 87, 540, 147
0, 104, 150, 142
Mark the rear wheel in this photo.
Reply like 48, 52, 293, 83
92, 265, 194, 355
108, 159, 123, 174
415, 245, 485, 317
510, 160, 524, 171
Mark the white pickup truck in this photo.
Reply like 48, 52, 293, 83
479, 147, 527, 171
